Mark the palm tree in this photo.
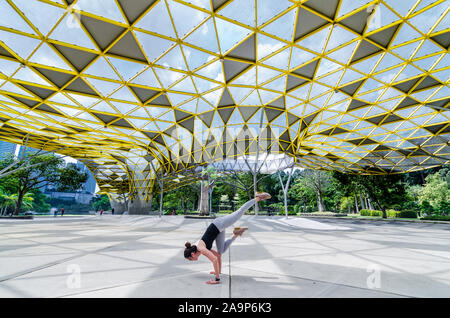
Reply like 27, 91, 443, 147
0, 189, 17, 215
0, 190, 33, 215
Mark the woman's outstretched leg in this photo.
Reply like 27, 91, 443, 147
215, 231, 237, 255
212, 199, 256, 232
212, 193, 271, 232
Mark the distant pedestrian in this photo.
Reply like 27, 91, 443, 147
100, 209, 103, 216
60, 207, 65, 217
53, 208, 57, 217
111, 208, 115, 215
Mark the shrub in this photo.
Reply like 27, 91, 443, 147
278, 209, 297, 216
219, 210, 233, 214
384, 209, 418, 218
359, 209, 370, 216
371, 210, 383, 217
421, 215, 450, 221
437, 201, 450, 215
420, 201, 435, 215
268, 203, 283, 211
402, 201, 420, 212
387, 209, 400, 218
398, 210, 418, 218
360, 209, 383, 217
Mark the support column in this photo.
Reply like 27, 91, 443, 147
278, 165, 294, 218
148, 193, 153, 214
149, 160, 163, 217
128, 193, 153, 215
253, 107, 265, 216
208, 173, 213, 216
159, 169, 164, 217
110, 198, 127, 214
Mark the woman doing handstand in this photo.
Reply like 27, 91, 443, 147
184, 192, 271, 284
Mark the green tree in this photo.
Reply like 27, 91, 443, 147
0, 190, 33, 215
18, 192, 34, 211
403, 165, 448, 186
162, 191, 179, 213
437, 201, 450, 215
332, 172, 408, 218
29, 188, 51, 212
164, 184, 198, 213
218, 194, 230, 211
289, 175, 316, 212
0, 153, 88, 215
56, 163, 89, 192
91, 194, 111, 211
0, 189, 17, 215
214, 176, 240, 211
296, 169, 332, 212
340, 196, 355, 213
0, 151, 56, 179
419, 201, 435, 215
234, 172, 256, 204
259, 173, 281, 206
417, 172, 449, 210
324, 178, 347, 213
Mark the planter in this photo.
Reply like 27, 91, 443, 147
298, 213, 348, 217
184, 215, 215, 219
0, 215, 34, 219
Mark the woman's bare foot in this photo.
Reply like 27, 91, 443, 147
255, 192, 271, 201
233, 226, 248, 236
210, 271, 221, 275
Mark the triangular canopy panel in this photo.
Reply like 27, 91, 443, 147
0, 0, 448, 196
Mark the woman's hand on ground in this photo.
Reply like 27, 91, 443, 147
206, 279, 220, 284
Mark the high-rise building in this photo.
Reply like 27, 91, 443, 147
76, 161, 97, 194
0, 140, 17, 159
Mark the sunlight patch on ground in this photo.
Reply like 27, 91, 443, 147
271, 217, 351, 230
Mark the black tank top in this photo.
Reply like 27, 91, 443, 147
201, 223, 220, 250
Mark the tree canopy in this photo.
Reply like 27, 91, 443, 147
0, 153, 88, 215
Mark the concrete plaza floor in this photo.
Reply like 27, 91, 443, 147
0, 214, 449, 298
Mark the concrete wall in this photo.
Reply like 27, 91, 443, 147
48, 191, 93, 204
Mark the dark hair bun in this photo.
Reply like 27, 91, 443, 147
185, 242, 191, 248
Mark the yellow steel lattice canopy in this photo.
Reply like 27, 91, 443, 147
0, 0, 449, 196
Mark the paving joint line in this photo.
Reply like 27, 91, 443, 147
230, 264, 415, 298
0, 218, 184, 283
228, 248, 231, 298
57, 271, 206, 298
